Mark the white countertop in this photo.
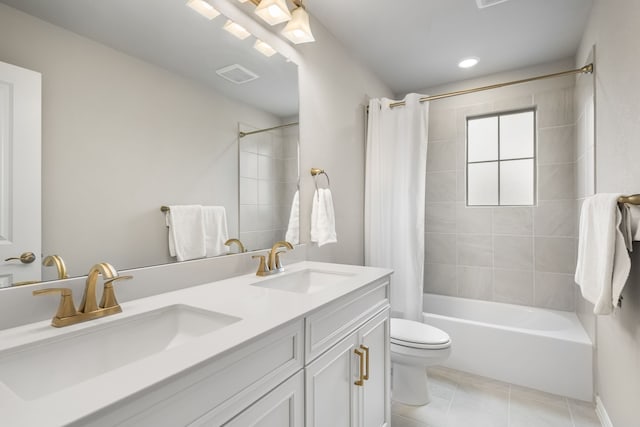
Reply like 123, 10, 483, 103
0, 261, 392, 426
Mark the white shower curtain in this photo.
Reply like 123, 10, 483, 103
365, 93, 428, 321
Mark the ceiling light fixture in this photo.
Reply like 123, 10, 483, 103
223, 20, 252, 40
186, 0, 221, 20
254, 39, 277, 57
458, 57, 479, 68
254, 0, 292, 25
282, 6, 315, 44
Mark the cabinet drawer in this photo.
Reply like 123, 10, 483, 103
79, 320, 304, 427
305, 278, 389, 363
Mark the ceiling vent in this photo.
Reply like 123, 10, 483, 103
475, 0, 510, 8
216, 64, 259, 84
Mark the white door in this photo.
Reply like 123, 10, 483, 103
306, 332, 359, 427
359, 310, 391, 427
0, 61, 41, 287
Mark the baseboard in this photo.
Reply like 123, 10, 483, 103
595, 396, 613, 427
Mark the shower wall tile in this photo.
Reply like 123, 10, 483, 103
538, 164, 575, 200
429, 108, 457, 141
457, 235, 493, 267
456, 205, 492, 234
426, 233, 457, 265
534, 237, 576, 274
534, 200, 577, 237
427, 140, 456, 172
426, 204, 456, 233
422, 75, 577, 311
424, 263, 457, 296
426, 171, 457, 202
494, 269, 534, 306
458, 266, 493, 300
534, 88, 574, 128
492, 207, 533, 236
534, 272, 576, 311
493, 236, 533, 270
538, 125, 575, 165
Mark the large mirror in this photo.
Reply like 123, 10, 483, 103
0, 0, 299, 286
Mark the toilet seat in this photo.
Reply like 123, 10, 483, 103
390, 318, 451, 350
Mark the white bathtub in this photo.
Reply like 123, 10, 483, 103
422, 293, 593, 401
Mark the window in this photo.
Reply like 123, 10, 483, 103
466, 109, 535, 206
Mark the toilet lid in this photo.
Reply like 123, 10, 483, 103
390, 318, 450, 346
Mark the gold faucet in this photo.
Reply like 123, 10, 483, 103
268, 241, 293, 272
33, 262, 132, 327
43, 255, 68, 280
224, 238, 247, 254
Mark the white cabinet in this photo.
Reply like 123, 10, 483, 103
192, 371, 304, 427
305, 309, 390, 427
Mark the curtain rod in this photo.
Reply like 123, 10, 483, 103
238, 122, 299, 138
384, 63, 594, 109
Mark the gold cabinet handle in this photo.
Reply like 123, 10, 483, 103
360, 345, 370, 381
354, 348, 365, 386
5, 252, 36, 264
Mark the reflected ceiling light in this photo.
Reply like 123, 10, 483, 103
254, 0, 292, 25
223, 20, 252, 40
253, 39, 277, 57
186, 0, 220, 20
236, 0, 249, 3
458, 57, 479, 68
282, 6, 315, 44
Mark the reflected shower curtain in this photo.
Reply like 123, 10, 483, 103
365, 93, 428, 321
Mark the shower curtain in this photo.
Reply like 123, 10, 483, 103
364, 93, 428, 321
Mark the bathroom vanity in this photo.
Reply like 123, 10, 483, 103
0, 261, 391, 426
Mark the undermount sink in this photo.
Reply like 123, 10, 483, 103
0, 305, 241, 401
251, 269, 355, 294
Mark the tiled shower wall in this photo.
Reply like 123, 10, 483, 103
239, 124, 298, 251
423, 61, 579, 311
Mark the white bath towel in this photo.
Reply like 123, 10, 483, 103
202, 206, 229, 257
575, 194, 631, 314
310, 189, 337, 247
285, 190, 300, 245
166, 205, 206, 262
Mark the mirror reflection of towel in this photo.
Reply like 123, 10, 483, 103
311, 189, 337, 247
285, 190, 299, 244
166, 205, 206, 261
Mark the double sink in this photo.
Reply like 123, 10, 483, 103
0, 267, 354, 401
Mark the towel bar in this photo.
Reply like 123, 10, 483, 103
310, 168, 330, 191
618, 194, 640, 205
160, 206, 170, 212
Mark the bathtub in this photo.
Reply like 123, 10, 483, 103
422, 293, 593, 401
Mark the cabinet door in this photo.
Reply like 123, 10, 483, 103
221, 371, 304, 427
305, 331, 359, 427
358, 309, 391, 427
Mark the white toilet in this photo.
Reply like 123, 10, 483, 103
390, 318, 451, 406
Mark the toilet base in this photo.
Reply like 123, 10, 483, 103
392, 363, 431, 406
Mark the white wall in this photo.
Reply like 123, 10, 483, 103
296, 17, 394, 265
576, 0, 640, 424
0, 3, 283, 277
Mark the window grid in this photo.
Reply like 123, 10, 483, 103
466, 108, 536, 207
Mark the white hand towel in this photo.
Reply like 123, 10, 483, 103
167, 205, 206, 262
621, 204, 640, 251
575, 194, 631, 314
285, 190, 300, 245
310, 189, 337, 247
202, 206, 229, 257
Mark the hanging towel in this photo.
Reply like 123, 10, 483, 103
166, 205, 206, 262
310, 188, 337, 247
575, 194, 631, 315
285, 190, 300, 244
202, 206, 229, 257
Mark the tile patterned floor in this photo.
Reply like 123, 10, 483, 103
391, 367, 601, 427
